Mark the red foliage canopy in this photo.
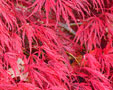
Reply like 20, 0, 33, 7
0, 0, 113, 90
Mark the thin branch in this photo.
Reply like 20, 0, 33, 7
58, 22, 82, 35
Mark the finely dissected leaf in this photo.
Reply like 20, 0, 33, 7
75, 16, 106, 50
81, 54, 100, 70
0, 0, 112, 90
28, 0, 89, 26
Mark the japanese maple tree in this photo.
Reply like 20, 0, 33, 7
0, 0, 113, 90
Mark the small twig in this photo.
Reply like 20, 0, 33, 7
70, 22, 82, 26
66, 51, 80, 66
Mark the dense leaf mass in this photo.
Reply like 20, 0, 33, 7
0, 0, 113, 90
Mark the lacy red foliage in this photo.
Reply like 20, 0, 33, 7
0, 0, 113, 90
